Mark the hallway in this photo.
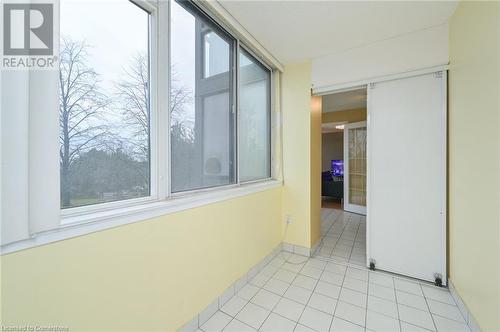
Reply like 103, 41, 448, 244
315, 208, 366, 267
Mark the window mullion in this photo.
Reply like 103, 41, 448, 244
157, 0, 170, 200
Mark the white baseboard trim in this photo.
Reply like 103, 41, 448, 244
282, 242, 317, 257
178, 243, 283, 332
448, 279, 481, 332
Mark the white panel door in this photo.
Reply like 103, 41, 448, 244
367, 72, 446, 284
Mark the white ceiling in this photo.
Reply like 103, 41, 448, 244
323, 88, 367, 113
219, 1, 458, 64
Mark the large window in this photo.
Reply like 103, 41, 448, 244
239, 49, 272, 182
59, 1, 151, 208
1, 0, 277, 251
170, 0, 236, 192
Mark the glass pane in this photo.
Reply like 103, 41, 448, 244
204, 32, 229, 78
170, 0, 235, 192
59, 1, 150, 209
348, 127, 367, 206
239, 49, 271, 182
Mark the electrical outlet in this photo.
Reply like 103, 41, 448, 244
285, 215, 292, 224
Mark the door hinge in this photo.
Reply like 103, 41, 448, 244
434, 71, 443, 79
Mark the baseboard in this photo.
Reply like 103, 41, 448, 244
282, 242, 318, 257
448, 279, 481, 332
178, 243, 283, 332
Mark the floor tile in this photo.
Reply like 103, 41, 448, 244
369, 283, 396, 301
293, 274, 318, 291
394, 279, 423, 296
275, 269, 298, 283
284, 285, 313, 304
273, 298, 305, 322
221, 296, 248, 316
300, 266, 324, 279
325, 262, 347, 275
330, 317, 364, 332
339, 288, 367, 308
307, 292, 337, 315
427, 299, 465, 323
366, 310, 401, 332
342, 277, 368, 294
299, 306, 333, 332
250, 273, 271, 288
223, 319, 256, 332
201, 311, 232, 332
400, 321, 432, 332
369, 273, 394, 289
261, 265, 279, 277
397, 291, 429, 311
235, 302, 270, 329
432, 314, 470, 332
237, 284, 260, 301
320, 271, 345, 286
367, 295, 398, 319
398, 304, 436, 331
264, 278, 290, 296
260, 313, 296, 332
251, 289, 281, 311
306, 258, 327, 270
421, 286, 455, 305
315, 281, 341, 299
295, 324, 317, 332
346, 267, 369, 281
282, 262, 305, 273
334, 301, 366, 327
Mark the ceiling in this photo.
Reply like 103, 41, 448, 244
322, 88, 367, 113
219, 1, 458, 64
322, 122, 345, 133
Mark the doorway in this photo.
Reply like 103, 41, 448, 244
317, 88, 367, 267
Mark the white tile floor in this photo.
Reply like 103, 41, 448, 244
315, 208, 366, 267
198, 208, 469, 332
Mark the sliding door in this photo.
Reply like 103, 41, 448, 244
367, 72, 446, 284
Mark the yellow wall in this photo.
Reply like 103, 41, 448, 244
1, 188, 283, 331
310, 95, 322, 247
281, 62, 314, 248
449, 1, 500, 331
322, 108, 367, 124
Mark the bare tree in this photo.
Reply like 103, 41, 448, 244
59, 38, 111, 207
114, 53, 150, 160
115, 55, 194, 157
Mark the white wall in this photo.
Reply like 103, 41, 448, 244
312, 24, 449, 92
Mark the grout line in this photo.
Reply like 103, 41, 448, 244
393, 274, 403, 332
420, 283, 439, 332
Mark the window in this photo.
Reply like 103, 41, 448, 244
238, 49, 272, 182
59, 1, 151, 208
170, 0, 236, 192
1, 0, 278, 252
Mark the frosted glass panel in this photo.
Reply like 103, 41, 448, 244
348, 127, 367, 206
239, 49, 271, 182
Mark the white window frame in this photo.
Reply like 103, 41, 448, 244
0, 0, 282, 255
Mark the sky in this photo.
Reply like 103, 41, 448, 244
60, 0, 149, 91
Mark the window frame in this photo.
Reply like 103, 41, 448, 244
59, 0, 277, 225
59, 0, 159, 221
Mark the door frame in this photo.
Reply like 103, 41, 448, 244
343, 121, 367, 215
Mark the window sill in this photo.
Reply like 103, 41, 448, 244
1, 180, 283, 255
